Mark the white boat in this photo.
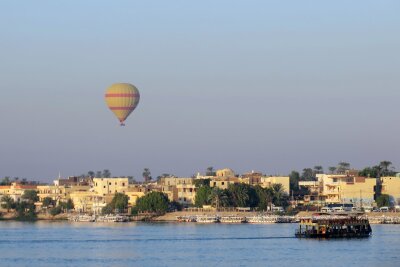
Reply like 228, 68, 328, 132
68, 214, 96, 222
196, 215, 219, 223
219, 215, 246, 223
96, 214, 129, 222
246, 215, 278, 224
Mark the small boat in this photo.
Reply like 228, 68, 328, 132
196, 215, 219, 223
68, 214, 96, 222
96, 214, 129, 222
246, 215, 278, 224
176, 215, 197, 222
295, 213, 372, 238
219, 215, 246, 224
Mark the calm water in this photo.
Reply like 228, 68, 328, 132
0, 221, 399, 267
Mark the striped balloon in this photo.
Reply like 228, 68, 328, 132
105, 83, 140, 126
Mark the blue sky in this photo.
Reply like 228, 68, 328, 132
0, 1, 399, 182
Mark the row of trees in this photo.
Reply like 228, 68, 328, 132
194, 180, 289, 210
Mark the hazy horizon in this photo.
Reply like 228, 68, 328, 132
1, 1, 399, 182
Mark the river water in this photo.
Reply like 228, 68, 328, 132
0, 221, 399, 267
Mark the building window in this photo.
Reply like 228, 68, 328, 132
122, 183, 125, 186
222, 182, 225, 185
109, 182, 111, 185
103, 186, 106, 189
214, 182, 217, 186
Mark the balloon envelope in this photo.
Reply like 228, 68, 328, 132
105, 83, 140, 126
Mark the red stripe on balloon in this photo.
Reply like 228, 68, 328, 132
105, 93, 140, 97
109, 107, 135, 110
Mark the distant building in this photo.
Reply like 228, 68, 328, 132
300, 174, 376, 206
260, 176, 290, 195
0, 183, 37, 202
93, 178, 129, 196
381, 176, 400, 205
216, 168, 235, 178
241, 171, 263, 185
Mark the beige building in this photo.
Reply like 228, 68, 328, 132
159, 177, 194, 186
381, 176, 400, 205
260, 176, 290, 195
210, 177, 240, 190
0, 183, 37, 202
216, 168, 235, 178
176, 184, 197, 206
93, 178, 129, 196
300, 174, 376, 206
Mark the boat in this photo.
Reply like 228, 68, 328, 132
196, 215, 219, 223
96, 214, 129, 222
246, 215, 278, 224
295, 213, 372, 238
68, 214, 96, 222
176, 215, 197, 222
219, 215, 246, 223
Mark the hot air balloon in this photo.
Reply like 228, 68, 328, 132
105, 83, 140, 126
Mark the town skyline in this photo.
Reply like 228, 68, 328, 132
1, 1, 399, 181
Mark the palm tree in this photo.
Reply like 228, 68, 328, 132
1, 195, 14, 212
313, 166, 324, 174
328, 167, 337, 174
206, 167, 215, 176
142, 168, 152, 183
337, 162, 350, 174
102, 169, 111, 178
208, 188, 229, 209
379, 161, 392, 176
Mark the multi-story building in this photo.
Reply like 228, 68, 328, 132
176, 184, 197, 206
381, 176, 400, 205
159, 177, 194, 186
216, 168, 235, 178
209, 177, 240, 190
300, 174, 376, 206
0, 183, 37, 202
260, 176, 290, 195
93, 178, 129, 196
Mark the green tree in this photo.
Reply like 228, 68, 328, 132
96, 171, 102, 178
271, 184, 289, 208
87, 171, 95, 177
1, 195, 15, 212
111, 193, 129, 213
102, 169, 111, 178
228, 184, 257, 207
22, 190, 39, 203
289, 171, 300, 193
142, 168, 152, 183
301, 168, 315, 181
66, 199, 74, 210
102, 204, 113, 215
42, 197, 54, 208
136, 192, 169, 214
328, 167, 337, 174
194, 186, 212, 207
376, 194, 390, 207
208, 188, 230, 209
15, 202, 36, 221
49, 206, 62, 216
254, 186, 271, 211
206, 167, 216, 176
359, 166, 380, 178
313, 166, 324, 174
194, 178, 211, 188
337, 162, 350, 174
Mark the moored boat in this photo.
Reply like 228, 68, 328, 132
219, 215, 246, 224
